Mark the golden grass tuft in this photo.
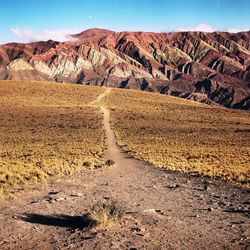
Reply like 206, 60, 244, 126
87, 200, 125, 229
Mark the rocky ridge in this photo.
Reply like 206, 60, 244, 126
0, 28, 249, 109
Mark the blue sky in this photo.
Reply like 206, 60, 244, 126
0, 0, 249, 44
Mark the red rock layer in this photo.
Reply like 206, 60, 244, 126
0, 29, 249, 109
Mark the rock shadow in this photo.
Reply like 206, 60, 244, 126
21, 213, 94, 230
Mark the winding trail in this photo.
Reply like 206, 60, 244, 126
90, 88, 129, 167
0, 88, 249, 249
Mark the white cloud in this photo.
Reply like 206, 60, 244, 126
10, 27, 80, 42
176, 24, 249, 33
177, 24, 216, 32
226, 28, 249, 33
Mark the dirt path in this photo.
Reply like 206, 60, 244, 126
91, 88, 127, 164
0, 88, 249, 249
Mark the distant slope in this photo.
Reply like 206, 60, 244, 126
0, 29, 249, 109
105, 87, 250, 184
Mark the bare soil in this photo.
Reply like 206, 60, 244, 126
0, 88, 249, 249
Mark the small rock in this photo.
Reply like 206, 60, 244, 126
48, 191, 60, 195
166, 184, 180, 189
56, 197, 65, 202
143, 209, 156, 213
208, 207, 214, 212
154, 220, 160, 224
131, 227, 143, 233
155, 209, 162, 213
30, 200, 39, 204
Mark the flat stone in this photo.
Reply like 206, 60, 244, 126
143, 209, 156, 213
56, 197, 65, 202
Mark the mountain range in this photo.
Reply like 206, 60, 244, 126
0, 28, 249, 109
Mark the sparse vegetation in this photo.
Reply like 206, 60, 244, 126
0, 80, 106, 194
1, 79, 249, 196
105, 88, 250, 185
87, 199, 125, 229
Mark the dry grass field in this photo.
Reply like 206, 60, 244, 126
0, 80, 249, 195
0, 80, 104, 107
105, 88, 250, 185
0, 80, 105, 194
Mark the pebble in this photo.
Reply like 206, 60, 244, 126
155, 209, 162, 213
56, 197, 65, 202
166, 184, 180, 189
131, 226, 146, 234
143, 209, 156, 214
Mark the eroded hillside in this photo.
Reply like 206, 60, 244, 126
0, 29, 249, 109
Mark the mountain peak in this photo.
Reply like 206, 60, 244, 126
70, 28, 114, 42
